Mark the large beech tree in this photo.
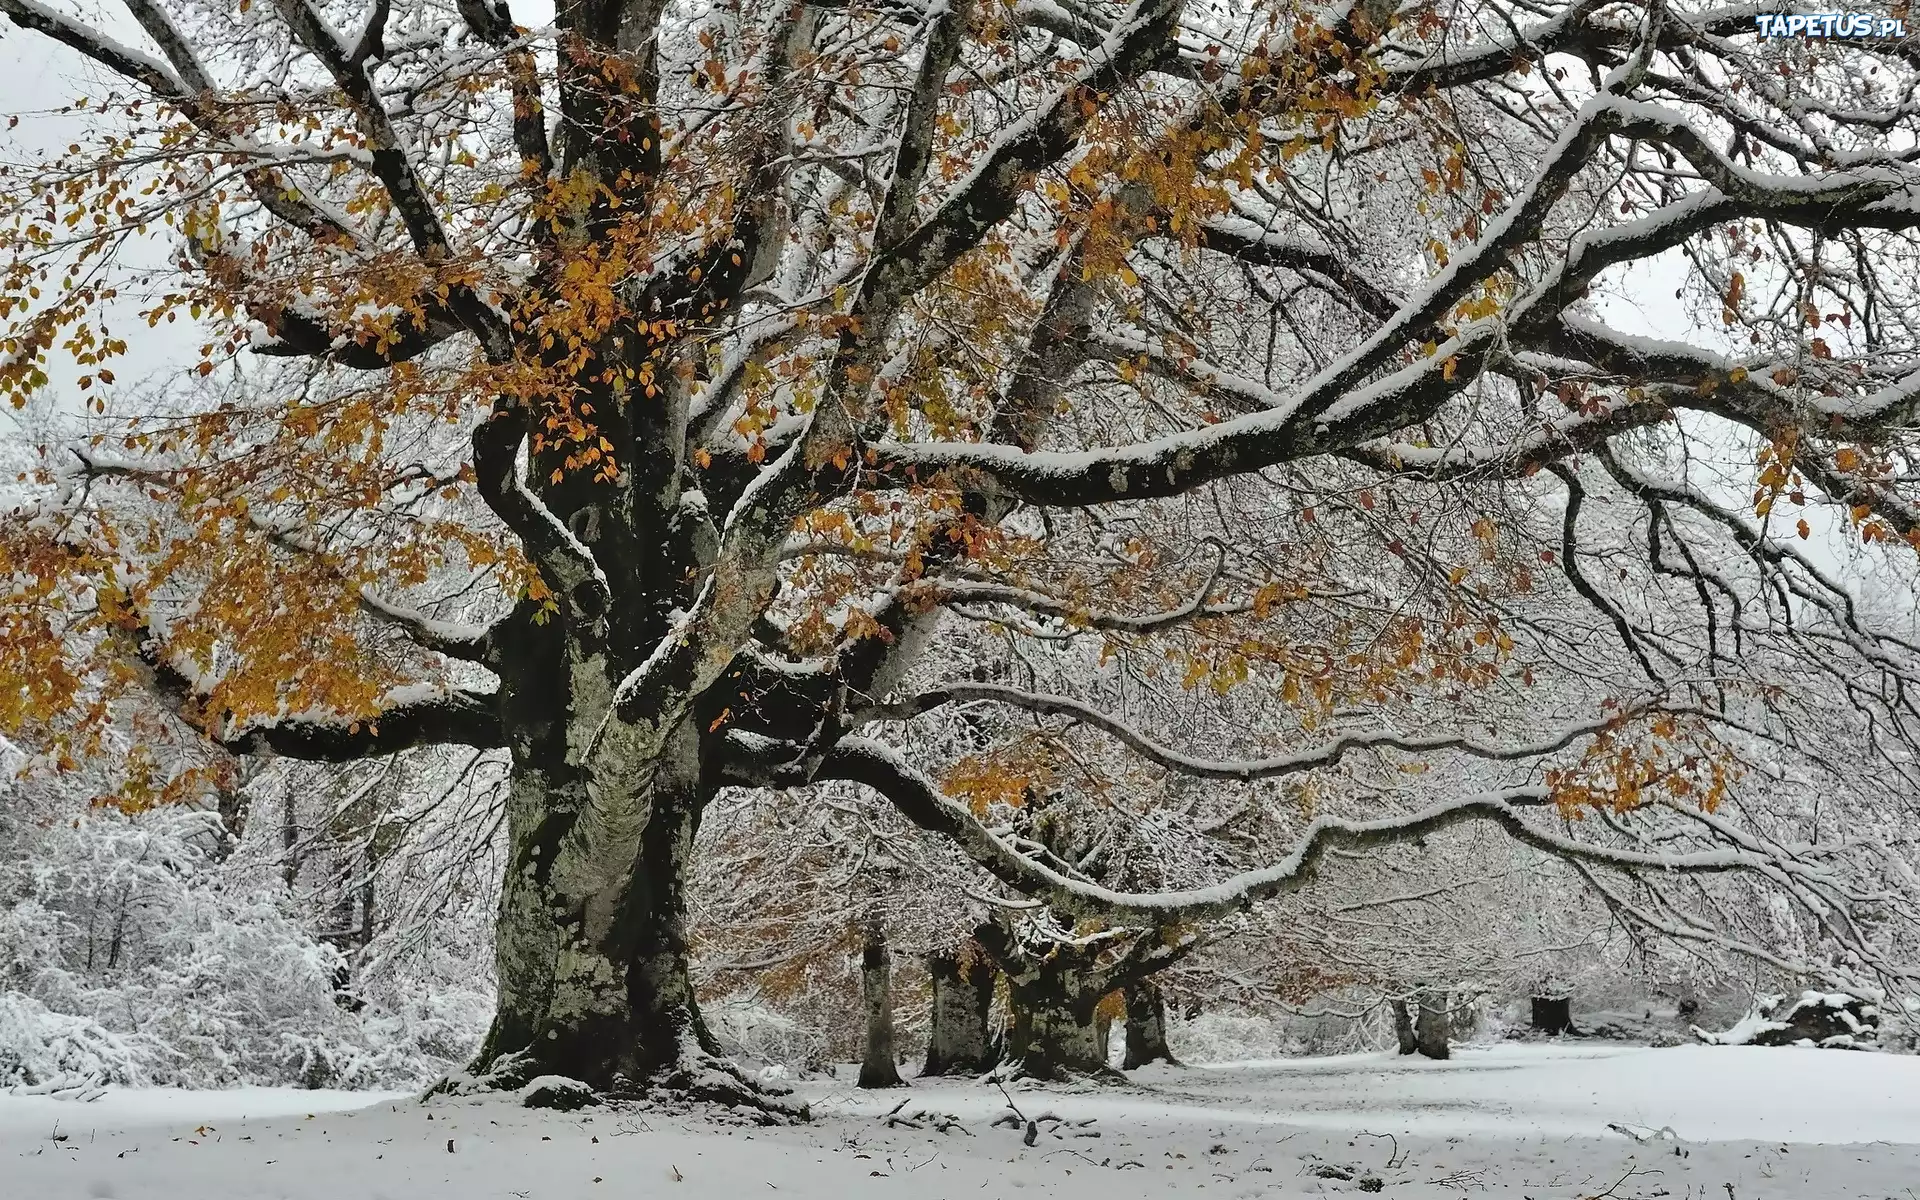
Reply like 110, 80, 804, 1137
5, 0, 1920, 1104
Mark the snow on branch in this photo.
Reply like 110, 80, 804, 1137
860, 0, 1184, 311
356, 589, 500, 665
267, 0, 511, 355
1549, 315, 1920, 434
0, 0, 186, 98
470, 404, 612, 623
870, 322, 1488, 505
0, 0, 356, 244
821, 737, 1755, 924
870, 95, 1920, 511
1342, 393, 1668, 480
857, 682, 1668, 781
1381, 2, 1777, 92
133, 634, 504, 761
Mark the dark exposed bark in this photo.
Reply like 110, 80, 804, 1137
923, 943, 999, 1076
976, 922, 1143, 1081
1392, 997, 1417, 1055
1414, 987, 1451, 1060
974, 922, 1107, 1080
857, 919, 905, 1088
1004, 964, 1108, 1081
1531, 995, 1574, 1036
281, 788, 301, 891
1121, 981, 1178, 1069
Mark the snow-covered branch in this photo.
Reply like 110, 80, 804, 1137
859, 682, 1655, 781
822, 737, 1759, 925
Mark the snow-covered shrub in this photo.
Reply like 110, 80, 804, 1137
705, 996, 834, 1076
1171, 1012, 1310, 1063
1695, 991, 1881, 1050
0, 992, 153, 1089
0, 806, 475, 1088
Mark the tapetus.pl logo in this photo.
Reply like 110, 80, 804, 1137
1752, 12, 1909, 36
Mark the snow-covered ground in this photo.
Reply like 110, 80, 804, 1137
4, 1044, 1916, 1197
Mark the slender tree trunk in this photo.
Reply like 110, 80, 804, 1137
857, 919, 904, 1088
1414, 987, 1451, 1060
281, 788, 300, 890
1121, 981, 1178, 1069
923, 945, 998, 1076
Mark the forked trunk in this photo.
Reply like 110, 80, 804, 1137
923, 946, 998, 1076
857, 919, 904, 1088
1121, 982, 1178, 1069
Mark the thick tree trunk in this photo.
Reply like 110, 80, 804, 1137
1392, 997, 1418, 1054
1530, 994, 1573, 1035
977, 923, 1184, 1081
857, 919, 904, 1088
1414, 987, 1451, 1060
1000, 941, 1113, 1081
1121, 982, 1178, 1069
1006, 972, 1107, 1081
470, 720, 784, 1111
923, 945, 998, 1076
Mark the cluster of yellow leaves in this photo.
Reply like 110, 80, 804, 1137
1154, 600, 1515, 719
1751, 427, 1801, 519
1546, 711, 1734, 816
943, 744, 1056, 817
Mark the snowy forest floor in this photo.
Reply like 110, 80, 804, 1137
4, 1044, 1917, 1198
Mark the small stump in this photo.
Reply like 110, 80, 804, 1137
1530, 994, 1574, 1036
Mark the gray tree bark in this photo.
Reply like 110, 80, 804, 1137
923, 943, 998, 1076
1121, 981, 1178, 1069
995, 934, 1111, 1080
1005, 973, 1108, 1080
857, 919, 904, 1088
473, 716, 778, 1109
1414, 987, 1451, 1060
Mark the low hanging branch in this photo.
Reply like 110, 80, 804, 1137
855, 682, 1677, 781
820, 738, 1757, 926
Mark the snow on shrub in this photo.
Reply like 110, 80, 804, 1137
704, 996, 832, 1076
1170, 1012, 1309, 1064
0, 991, 153, 1090
1694, 991, 1881, 1050
0, 806, 476, 1089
